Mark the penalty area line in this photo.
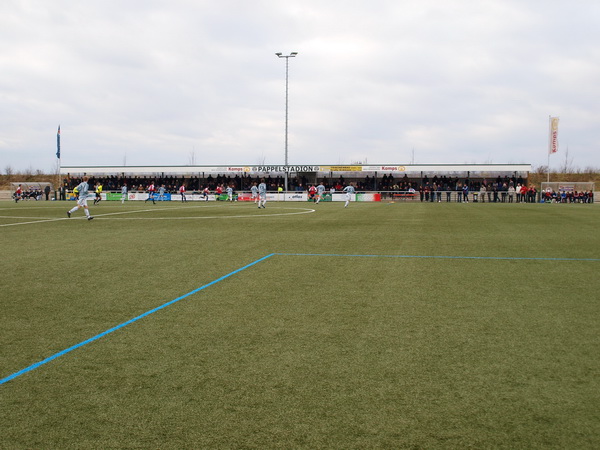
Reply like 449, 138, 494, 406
0, 253, 276, 386
275, 253, 600, 262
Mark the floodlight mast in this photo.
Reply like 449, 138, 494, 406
275, 52, 298, 193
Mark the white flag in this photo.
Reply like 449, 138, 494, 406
549, 116, 559, 155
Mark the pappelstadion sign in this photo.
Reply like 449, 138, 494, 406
251, 165, 321, 173
250, 165, 407, 173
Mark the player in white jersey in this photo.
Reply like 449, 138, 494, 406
257, 179, 267, 208
316, 183, 326, 204
343, 183, 355, 208
121, 183, 127, 204
250, 183, 258, 203
67, 176, 94, 220
157, 184, 167, 201
226, 185, 234, 201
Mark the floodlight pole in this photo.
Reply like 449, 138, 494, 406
275, 52, 298, 193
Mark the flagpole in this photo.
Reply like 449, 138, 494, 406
547, 115, 550, 183
57, 125, 61, 200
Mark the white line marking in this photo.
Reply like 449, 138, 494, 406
0, 205, 315, 227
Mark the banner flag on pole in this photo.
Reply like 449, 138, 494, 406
548, 116, 559, 155
56, 125, 61, 159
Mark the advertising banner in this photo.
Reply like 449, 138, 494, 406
319, 165, 362, 172
362, 166, 406, 172
357, 193, 381, 202
236, 194, 254, 202
285, 193, 307, 201
154, 193, 171, 201
549, 116, 559, 154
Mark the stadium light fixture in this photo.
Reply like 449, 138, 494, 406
275, 52, 298, 193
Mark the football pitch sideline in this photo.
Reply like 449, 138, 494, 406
1, 201, 599, 448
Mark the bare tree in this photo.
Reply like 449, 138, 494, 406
24, 165, 34, 179
188, 149, 197, 165
559, 147, 574, 174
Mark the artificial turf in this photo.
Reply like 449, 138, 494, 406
1, 200, 599, 448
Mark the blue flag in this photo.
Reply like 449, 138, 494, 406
56, 125, 61, 159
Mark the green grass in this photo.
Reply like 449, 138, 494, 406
1, 200, 599, 448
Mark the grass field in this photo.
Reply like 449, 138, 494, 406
1, 199, 599, 448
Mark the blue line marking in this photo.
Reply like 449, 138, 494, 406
0, 253, 276, 386
3, 250, 596, 386
276, 253, 600, 262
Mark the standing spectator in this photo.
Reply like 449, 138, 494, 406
456, 182, 463, 203
493, 185, 500, 203
520, 184, 528, 203
529, 186, 537, 203
500, 183, 508, 203
479, 184, 486, 203
462, 184, 469, 203
508, 184, 515, 203
44, 185, 51, 201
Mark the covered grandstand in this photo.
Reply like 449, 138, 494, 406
60, 163, 531, 192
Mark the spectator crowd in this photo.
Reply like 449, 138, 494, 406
59, 173, 593, 204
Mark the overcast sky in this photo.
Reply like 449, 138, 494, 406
1, 0, 599, 173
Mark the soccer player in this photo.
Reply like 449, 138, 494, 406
67, 176, 94, 220
93, 182, 103, 205
202, 186, 210, 201
308, 185, 317, 202
343, 183, 355, 208
215, 184, 223, 200
250, 182, 258, 203
157, 184, 166, 201
121, 183, 128, 204
145, 182, 156, 204
14, 184, 22, 203
316, 182, 326, 204
179, 184, 187, 202
226, 185, 234, 201
258, 179, 267, 208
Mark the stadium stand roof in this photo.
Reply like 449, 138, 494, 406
60, 163, 531, 176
